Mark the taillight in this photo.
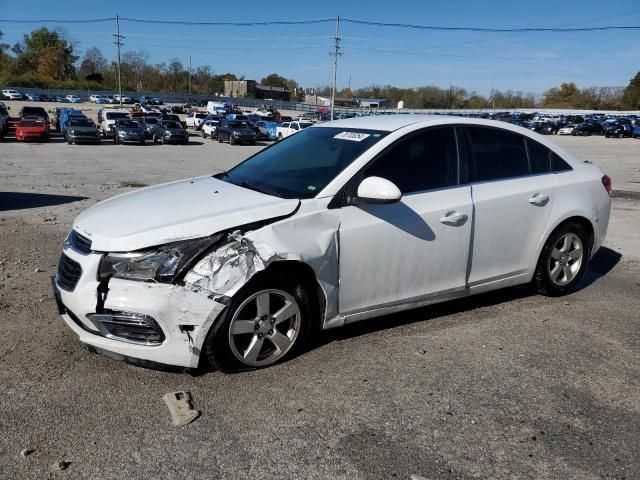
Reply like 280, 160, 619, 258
601, 175, 612, 195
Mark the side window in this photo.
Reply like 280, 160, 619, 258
551, 152, 572, 172
467, 127, 530, 181
281, 123, 289, 128
291, 124, 299, 131
527, 139, 551, 174
360, 127, 458, 194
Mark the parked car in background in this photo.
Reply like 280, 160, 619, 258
65, 117, 100, 144
100, 110, 130, 137
558, 125, 576, 135
604, 123, 633, 138
15, 117, 49, 142
531, 122, 559, 135
201, 119, 220, 139
113, 119, 145, 144
55, 96, 66, 102
215, 118, 257, 145
113, 94, 133, 104
39, 94, 54, 102
185, 111, 208, 129
60, 109, 86, 134
53, 115, 612, 371
24, 93, 40, 101
572, 122, 603, 136
633, 125, 640, 139
66, 95, 82, 103
276, 120, 314, 140
90, 95, 107, 103
2, 89, 22, 100
19, 106, 50, 126
0, 102, 9, 140
140, 116, 160, 139
151, 120, 189, 145
256, 120, 279, 140
161, 113, 186, 129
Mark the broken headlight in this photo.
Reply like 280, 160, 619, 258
98, 236, 219, 283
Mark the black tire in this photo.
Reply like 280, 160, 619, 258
161, 135, 165, 145
67, 139, 72, 145
153, 135, 158, 144
218, 134, 223, 143
202, 131, 207, 139
140, 139, 145, 145
277, 133, 283, 141
203, 273, 313, 373
230, 134, 235, 145
533, 222, 591, 297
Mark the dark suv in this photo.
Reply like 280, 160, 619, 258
215, 119, 257, 145
152, 120, 189, 145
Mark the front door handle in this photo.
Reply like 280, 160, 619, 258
529, 193, 550, 206
440, 211, 468, 225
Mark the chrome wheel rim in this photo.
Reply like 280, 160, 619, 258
228, 289, 301, 367
548, 233, 583, 286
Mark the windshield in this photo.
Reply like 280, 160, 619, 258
107, 112, 129, 120
223, 127, 389, 199
163, 121, 181, 129
70, 119, 94, 127
119, 120, 139, 128
20, 119, 44, 127
229, 121, 247, 128
145, 118, 158, 124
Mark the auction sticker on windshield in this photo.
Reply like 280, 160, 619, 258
334, 131, 371, 142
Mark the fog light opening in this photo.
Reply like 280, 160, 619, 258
87, 312, 165, 346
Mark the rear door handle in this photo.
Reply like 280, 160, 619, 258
529, 193, 550, 206
440, 211, 468, 225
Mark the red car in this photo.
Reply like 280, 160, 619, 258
15, 117, 50, 142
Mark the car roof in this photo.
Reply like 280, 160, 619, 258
314, 114, 555, 134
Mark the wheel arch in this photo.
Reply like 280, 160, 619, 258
532, 214, 596, 277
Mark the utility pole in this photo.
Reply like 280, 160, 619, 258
113, 15, 124, 107
188, 55, 192, 97
330, 15, 342, 121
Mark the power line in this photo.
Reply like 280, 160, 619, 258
0, 16, 638, 32
341, 18, 640, 32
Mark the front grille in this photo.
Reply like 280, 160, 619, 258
56, 254, 82, 291
65, 230, 92, 254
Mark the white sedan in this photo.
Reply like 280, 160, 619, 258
558, 125, 576, 135
54, 115, 611, 372
66, 95, 82, 103
2, 89, 22, 100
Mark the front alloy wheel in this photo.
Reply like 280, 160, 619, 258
204, 276, 313, 372
228, 289, 301, 367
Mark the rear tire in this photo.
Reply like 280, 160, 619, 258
203, 273, 313, 373
230, 135, 235, 145
533, 222, 590, 297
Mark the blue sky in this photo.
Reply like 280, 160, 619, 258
1, 0, 639, 96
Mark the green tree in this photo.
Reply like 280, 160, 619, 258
11, 27, 77, 80
260, 73, 289, 87
542, 82, 583, 108
621, 72, 640, 110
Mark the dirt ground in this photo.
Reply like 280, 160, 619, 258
0, 116, 639, 479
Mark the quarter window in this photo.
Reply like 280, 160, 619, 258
527, 138, 572, 174
361, 127, 458, 194
467, 127, 530, 181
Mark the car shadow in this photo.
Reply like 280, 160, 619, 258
0, 192, 88, 211
578, 246, 621, 289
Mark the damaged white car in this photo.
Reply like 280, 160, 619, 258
54, 115, 611, 372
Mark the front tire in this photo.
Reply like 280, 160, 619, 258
203, 275, 312, 372
533, 222, 590, 297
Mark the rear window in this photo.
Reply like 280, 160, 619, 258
466, 126, 529, 181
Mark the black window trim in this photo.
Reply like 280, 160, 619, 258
462, 125, 573, 185
329, 124, 463, 209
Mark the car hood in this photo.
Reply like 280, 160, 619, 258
118, 127, 143, 133
69, 126, 97, 133
232, 128, 256, 134
73, 176, 300, 252
164, 128, 187, 134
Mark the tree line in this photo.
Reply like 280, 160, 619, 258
1, 27, 639, 110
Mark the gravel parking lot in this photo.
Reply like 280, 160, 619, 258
0, 115, 638, 479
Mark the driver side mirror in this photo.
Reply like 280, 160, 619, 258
356, 176, 402, 204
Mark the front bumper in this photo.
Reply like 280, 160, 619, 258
54, 246, 225, 368
16, 131, 49, 141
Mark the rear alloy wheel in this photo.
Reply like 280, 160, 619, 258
204, 277, 312, 372
534, 223, 589, 296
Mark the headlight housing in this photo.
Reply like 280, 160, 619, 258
98, 236, 219, 283
69, 129, 75, 135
